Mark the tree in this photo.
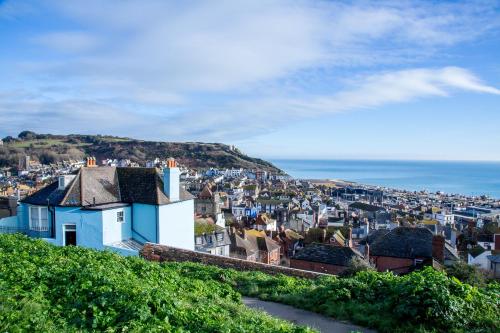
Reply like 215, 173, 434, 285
340, 256, 375, 277
445, 261, 489, 287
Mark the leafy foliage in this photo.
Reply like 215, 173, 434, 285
1, 234, 498, 333
0, 234, 311, 333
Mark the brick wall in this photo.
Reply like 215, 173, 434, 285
371, 256, 415, 274
140, 242, 325, 279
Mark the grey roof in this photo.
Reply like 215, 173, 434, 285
292, 243, 363, 267
108, 239, 144, 251
349, 202, 385, 212
22, 167, 193, 207
229, 233, 257, 257
487, 255, 500, 263
358, 229, 391, 245
370, 227, 433, 259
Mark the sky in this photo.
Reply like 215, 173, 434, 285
1, 0, 500, 161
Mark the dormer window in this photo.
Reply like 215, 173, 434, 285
58, 176, 66, 190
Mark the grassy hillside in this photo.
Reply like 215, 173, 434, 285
0, 234, 498, 333
0, 131, 281, 172
0, 234, 310, 332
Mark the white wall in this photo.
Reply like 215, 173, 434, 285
158, 199, 194, 250
468, 251, 491, 270
102, 207, 132, 245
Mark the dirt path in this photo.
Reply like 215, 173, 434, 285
242, 297, 376, 333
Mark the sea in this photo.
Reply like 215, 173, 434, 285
270, 159, 500, 199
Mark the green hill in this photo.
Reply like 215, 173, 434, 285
0, 234, 498, 333
0, 131, 282, 172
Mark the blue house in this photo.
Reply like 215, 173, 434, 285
11, 158, 194, 256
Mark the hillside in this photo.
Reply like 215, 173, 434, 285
0, 234, 498, 333
0, 131, 282, 172
0, 234, 310, 332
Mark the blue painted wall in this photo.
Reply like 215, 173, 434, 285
131, 203, 157, 243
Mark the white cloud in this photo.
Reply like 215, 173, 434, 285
33, 31, 100, 53
1, 0, 500, 142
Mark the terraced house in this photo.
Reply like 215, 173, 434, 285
6, 158, 194, 255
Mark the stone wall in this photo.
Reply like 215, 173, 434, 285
140, 243, 326, 279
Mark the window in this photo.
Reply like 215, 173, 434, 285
29, 206, 49, 231
117, 211, 124, 223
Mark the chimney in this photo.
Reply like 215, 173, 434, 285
432, 235, 445, 263
86, 156, 97, 168
494, 234, 500, 251
364, 244, 370, 259
450, 228, 457, 249
163, 158, 180, 202
242, 229, 247, 240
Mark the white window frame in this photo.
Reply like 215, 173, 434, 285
116, 211, 124, 223
29, 206, 49, 232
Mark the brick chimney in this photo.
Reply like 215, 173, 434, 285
86, 156, 96, 167
432, 234, 445, 263
494, 234, 500, 251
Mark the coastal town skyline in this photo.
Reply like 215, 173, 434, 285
1, 0, 500, 162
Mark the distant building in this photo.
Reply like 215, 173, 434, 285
19, 155, 30, 171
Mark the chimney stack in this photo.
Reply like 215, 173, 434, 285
86, 156, 97, 168
432, 234, 445, 263
163, 158, 180, 202
364, 244, 370, 259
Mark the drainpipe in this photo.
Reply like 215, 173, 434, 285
156, 205, 159, 244
47, 199, 55, 238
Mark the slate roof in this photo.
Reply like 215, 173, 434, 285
292, 243, 363, 266
349, 202, 385, 212
358, 229, 391, 245
370, 227, 433, 259
487, 254, 500, 263
22, 166, 193, 207
21, 181, 66, 206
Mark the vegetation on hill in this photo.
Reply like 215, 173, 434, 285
0, 234, 310, 332
0, 131, 281, 172
1, 234, 498, 333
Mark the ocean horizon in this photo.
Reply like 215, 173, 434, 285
270, 159, 500, 199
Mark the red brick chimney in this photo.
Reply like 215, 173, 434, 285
494, 234, 500, 251
432, 235, 445, 263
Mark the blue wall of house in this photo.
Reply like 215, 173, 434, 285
158, 199, 194, 250
54, 207, 103, 249
20, 203, 53, 238
131, 203, 157, 243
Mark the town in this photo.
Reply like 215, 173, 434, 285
1, 153, 499, 279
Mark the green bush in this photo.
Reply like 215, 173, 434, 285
1, 234, 498, 333
0, 234, 312, 333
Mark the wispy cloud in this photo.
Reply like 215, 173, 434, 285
0, 0, 499, 142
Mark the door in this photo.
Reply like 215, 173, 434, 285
64, 225, 77, 246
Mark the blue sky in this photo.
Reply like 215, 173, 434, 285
1, 0, 499, 161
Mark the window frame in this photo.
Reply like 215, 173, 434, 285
116, 211, 124, 223
29, 206, 49, 232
